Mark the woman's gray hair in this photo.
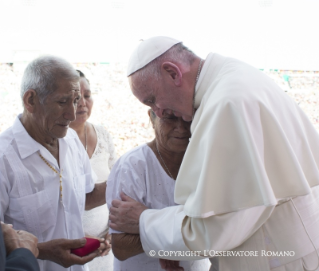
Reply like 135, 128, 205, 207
20, 55, 80, 104
131, 43, 196, 83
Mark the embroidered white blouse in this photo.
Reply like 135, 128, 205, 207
107, 144, 210, 271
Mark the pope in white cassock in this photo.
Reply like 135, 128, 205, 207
109, 36, 319, 271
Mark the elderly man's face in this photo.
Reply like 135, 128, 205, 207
130, 76, 193, 122
35, 78, 80, 139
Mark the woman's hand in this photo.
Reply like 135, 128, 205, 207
100, 232, 112, 256
84, 235, 111, 257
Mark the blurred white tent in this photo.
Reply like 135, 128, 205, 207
0, 0, 318, 70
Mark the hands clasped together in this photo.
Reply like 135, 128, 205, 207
1, 221, 111, 268
1, 222, 39, 257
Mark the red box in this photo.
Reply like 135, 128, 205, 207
71, 237, 100, 257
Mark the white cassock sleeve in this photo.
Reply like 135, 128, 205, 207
139, 204, 275, 260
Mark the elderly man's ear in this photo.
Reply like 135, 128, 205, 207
23, 89, 38, 113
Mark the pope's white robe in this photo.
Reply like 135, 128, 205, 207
139, 53, 319, 270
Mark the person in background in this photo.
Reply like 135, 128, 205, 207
106, 109, 210, 271
70, 70, 117, 271
1, 219, 39, 271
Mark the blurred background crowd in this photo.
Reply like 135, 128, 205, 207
1, 62, 318, 157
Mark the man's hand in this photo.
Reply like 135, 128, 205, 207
37, 237, 105, 268
1, 222, 39, 257
109, 192, 148, 234
159, 259, 184, 271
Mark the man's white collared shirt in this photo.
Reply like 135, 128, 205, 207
0, 115, 95, 271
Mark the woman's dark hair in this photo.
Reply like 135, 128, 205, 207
76, 69, 90, 84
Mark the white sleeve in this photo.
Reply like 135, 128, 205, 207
139, 204, 274, 260
106, 157, 147, 234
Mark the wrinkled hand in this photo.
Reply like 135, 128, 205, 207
159, 259, 184, 271
38, 237, 105, 268
1, 222, 39, 257
101, 232, 112, 256
109, 192, 148, 234
85, 234, 111, 257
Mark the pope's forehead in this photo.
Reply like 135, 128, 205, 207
129, 76, 153, 97
129, 75, 142, 91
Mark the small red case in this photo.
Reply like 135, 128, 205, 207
71, 237, 100, 257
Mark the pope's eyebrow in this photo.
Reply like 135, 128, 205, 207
143, 95, 155, 105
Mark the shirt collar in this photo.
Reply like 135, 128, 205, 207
12, 114, 77, 160
12, 114, 41, 159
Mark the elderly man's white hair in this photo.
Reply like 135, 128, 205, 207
20, 55, 79, 104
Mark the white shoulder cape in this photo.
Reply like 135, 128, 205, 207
175, 53, 319, 218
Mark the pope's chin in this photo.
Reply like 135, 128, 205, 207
181, 115, 193, 122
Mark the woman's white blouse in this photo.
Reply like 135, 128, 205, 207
106, 144, 210, 271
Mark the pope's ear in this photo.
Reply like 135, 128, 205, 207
162, 62, 182, 86
22, 89, 38, 113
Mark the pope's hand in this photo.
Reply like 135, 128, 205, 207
37, 237, 105, 268
109, 192, 148, 234
1, 222, 39, 257
159, 259, 184, 271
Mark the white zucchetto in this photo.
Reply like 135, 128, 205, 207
127, 36, 181, 76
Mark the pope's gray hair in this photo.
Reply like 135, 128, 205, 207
131, 43, 196, 83
20, 55, 79, 104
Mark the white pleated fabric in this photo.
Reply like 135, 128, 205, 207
175, 53, 319, 218
140, 185, 319, 270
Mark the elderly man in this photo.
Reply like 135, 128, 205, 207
109, 36, 319, 271
0, 56, 109, 271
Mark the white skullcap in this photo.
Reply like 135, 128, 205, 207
127, 36, 182, 76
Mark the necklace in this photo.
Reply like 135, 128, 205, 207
155, 142, 174, 179
85, 122, 88, 152
39, 153, 63, 202
192, 58, 203, 119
